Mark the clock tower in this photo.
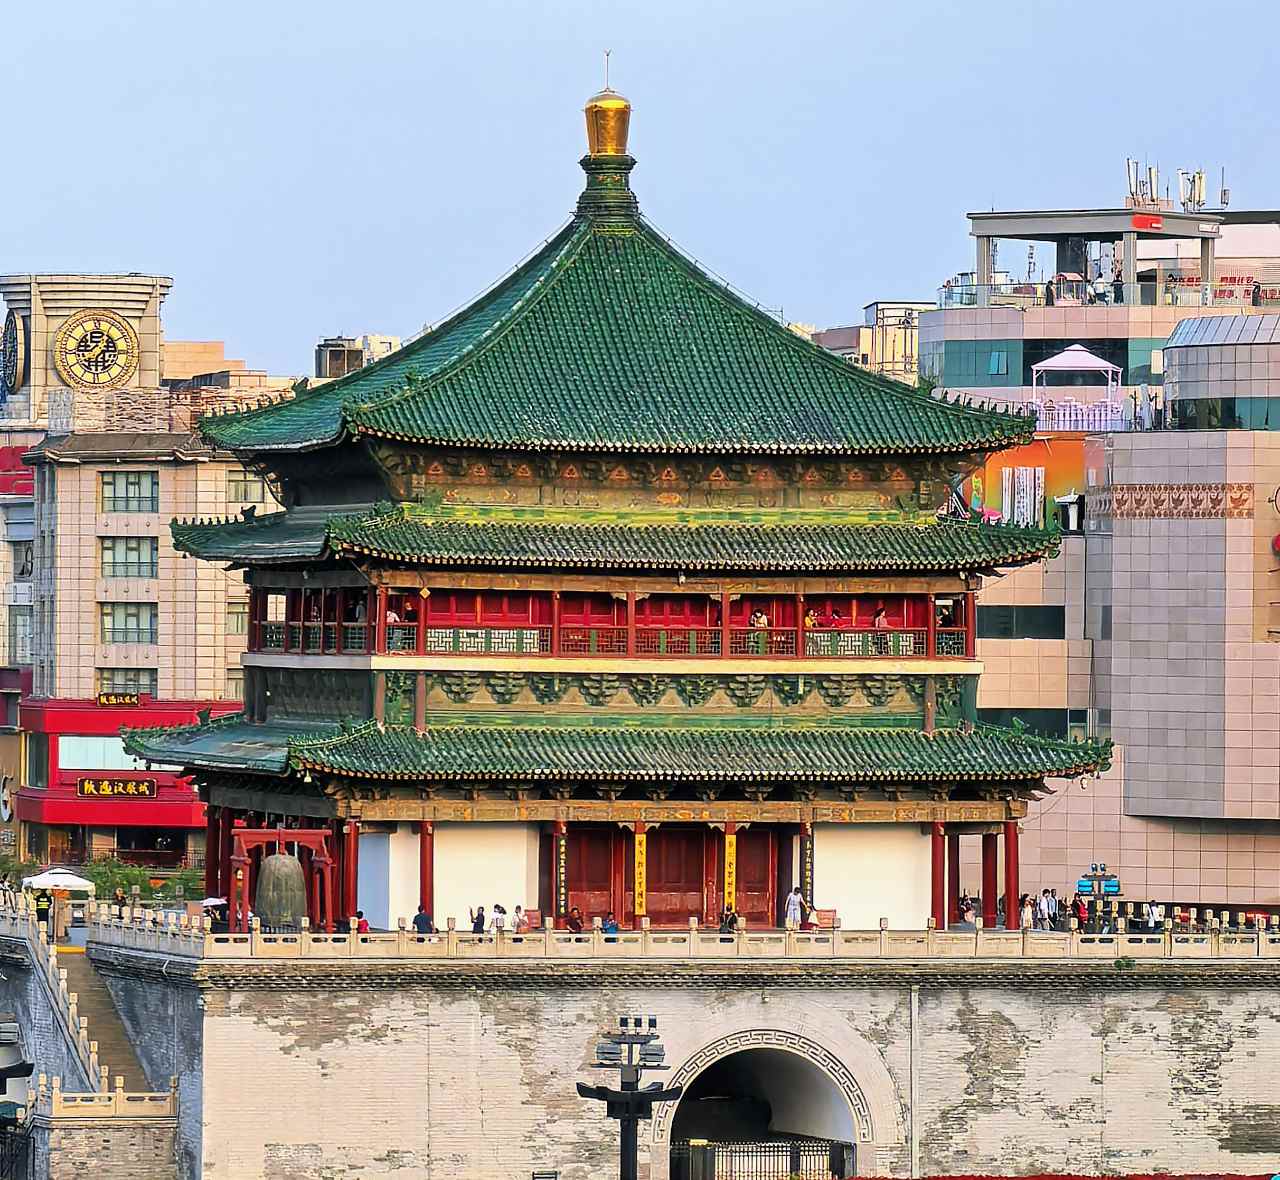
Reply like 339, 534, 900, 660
0, 274, 171, 432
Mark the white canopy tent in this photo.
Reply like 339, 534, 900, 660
22, 868, 96, 893
1031, 344, 1122, 402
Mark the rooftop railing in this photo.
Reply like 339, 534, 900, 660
937, 281, 1280, 311
79, 904, 1280, 964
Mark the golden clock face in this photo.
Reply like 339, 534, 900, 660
53, 309, 139, 391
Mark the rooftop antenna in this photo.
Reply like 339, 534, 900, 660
1220, 166, 1230, 208
604, 47, 611, 90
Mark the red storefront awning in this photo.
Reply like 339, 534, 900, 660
16, 789, 203, 828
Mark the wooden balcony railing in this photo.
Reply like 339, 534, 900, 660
253, 621, 974, 659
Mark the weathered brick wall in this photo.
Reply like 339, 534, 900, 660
90, 956, 1280, 1180
35, 1117, 176, 1180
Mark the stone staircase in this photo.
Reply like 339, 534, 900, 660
58, 952, 146, 1090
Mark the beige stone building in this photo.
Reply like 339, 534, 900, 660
0, 272, 295, 865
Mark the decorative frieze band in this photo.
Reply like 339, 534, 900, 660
1088, 482, 1252, 520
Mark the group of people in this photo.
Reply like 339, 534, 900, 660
468, 903, 532, 934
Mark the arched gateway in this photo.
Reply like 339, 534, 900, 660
650, 1030, 884, 1180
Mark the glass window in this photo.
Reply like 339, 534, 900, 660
976, 707, 1069, 738
224, 667, 244, 701
226, 601, 249, 635
26, 732, 48, 789
226, 470, 268, 503
10, 542, 31, 581
100, 536, 159, 577
101, 471, 159, 513
7, 606, 30, 666
987, 350, 1008, 376
100, 602, 158, 644
97, 667, 157, 695
976, 605, 1065, 640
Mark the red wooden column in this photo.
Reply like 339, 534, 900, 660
1003, 820, 1020, 930
946, 831, 960, 927
930, 822, 946, 930
796, 594, 806, 659
374, 587, 388, 654
981, 833, 999, 928
964, 591, 977, 659
720, 592, 731, 659
626, 591, 636, 657
551, 591, 561, 656
203, 804, 219, 896
418, 821, 434, 918
926, 593, 937, 658
343, 820, 360, 921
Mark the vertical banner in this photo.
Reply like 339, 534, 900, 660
554, 824, 568, 919
723, 828, 737, 911
799, 822, 815, 903
633, 826, 647, 918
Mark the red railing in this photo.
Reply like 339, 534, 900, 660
558, 626, 627, 656
728, 628, 797, 657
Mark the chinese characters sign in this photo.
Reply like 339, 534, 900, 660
96, 692, 140, 707
76, 778, 156, 798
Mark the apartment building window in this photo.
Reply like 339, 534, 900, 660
100, 603, 157, 644
225, 667, 244, 700
10, 542, 31, 580
97, 667, 157, 695
976, 605, 1066, 640
100, 537, 159, 578
101, 470, 159, 513
987, 349, 1009, 376
226, 601, 249, 635
8, 607, 31, 666
226, 470, 267, 503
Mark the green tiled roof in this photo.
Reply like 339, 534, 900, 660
124, 713, 1111, 785
171, 503, 1060, 573
199, 178, 1034, 458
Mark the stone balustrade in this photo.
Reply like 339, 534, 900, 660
76, 902, 1280, 963
28, 1073, 177, 1119
0, 903, 101, 1089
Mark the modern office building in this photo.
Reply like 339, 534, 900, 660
918, 196, 1280, 907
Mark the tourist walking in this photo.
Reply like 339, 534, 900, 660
784, 886, 806, 929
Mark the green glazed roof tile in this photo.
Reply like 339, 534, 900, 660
124, 713, 1112, 785
171, 502, 1060, 573
198, 207, 1033, 457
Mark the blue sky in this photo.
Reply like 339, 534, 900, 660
10, 0, 1274, 373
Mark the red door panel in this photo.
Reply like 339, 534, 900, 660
646, 828, 706, 927
567, 828, 613, 921
735, 829, 777, 927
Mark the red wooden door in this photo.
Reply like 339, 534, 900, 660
646, 828, 706, 927
735, 829, 777, 927
567, 829, 614, 922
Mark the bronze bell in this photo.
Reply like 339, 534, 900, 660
254, 851, 308, 930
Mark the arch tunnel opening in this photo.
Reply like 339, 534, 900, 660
669, 1047, 856, 1179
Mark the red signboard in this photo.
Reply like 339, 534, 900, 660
76, 778, 157, 799
1132, 213, 1164, 230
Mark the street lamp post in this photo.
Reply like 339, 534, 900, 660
577, 1014, 683, 1180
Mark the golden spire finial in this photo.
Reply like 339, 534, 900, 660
584, 56, 630, 157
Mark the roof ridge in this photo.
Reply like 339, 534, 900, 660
197, 218, 580, 448
343, 221, 593, 429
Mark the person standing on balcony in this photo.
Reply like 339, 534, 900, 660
469, 904, 486, 934
872, 604, 890, 655
412, 905, 435, 935
512, 905, 530, 934
489, 904, 509, 933
566, 906, 585, 933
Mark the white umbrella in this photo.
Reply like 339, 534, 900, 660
22, 869, 96, 893
199, 897, 226, 907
